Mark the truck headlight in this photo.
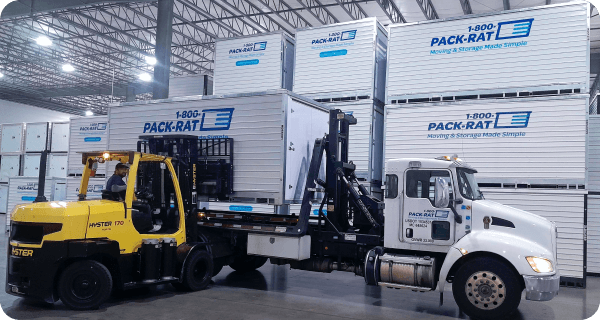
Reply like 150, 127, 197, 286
526, 256, 554, 273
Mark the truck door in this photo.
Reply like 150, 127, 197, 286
401, 169, 455, 246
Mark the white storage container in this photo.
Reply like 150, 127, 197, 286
481, 188, 586, 282
325, 100, 384, 187
48, 154, 67, 178
53, 179, 67, 201
0, 155, 20, 182
67, 116, 109, 176
0, 184, 8, 214
384, 95, 588, 184
214, 31, 294, 95
51, 122, 70, 152
23, 154, 42, 177
25, 122, 49, 152
108, 90, 329, 205
1, 123, 24, 154
294, 18, 388, 102
169, 74, 213, 97
588, 116, 600, 190
6, 177, 54, 229
386, 2, 590, 102
66, 177, 106, 201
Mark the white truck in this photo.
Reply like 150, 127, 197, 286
191, 110, 560, 320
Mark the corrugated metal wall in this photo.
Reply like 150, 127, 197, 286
385, 95, 588, 183
481, 188, 586, 279
387, 2, 589, 101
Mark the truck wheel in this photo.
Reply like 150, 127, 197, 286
181, 250, 213, 291
452, 257, 522, 320
58, 260, 113, 310
229, 255, 268, 272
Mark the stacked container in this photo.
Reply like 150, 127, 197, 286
66, 116, 109, 200
385, 2, 590, 286
294, 18, 388, 196
213, 31, 295, 95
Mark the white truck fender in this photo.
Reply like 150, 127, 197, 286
436, 230, 555, 292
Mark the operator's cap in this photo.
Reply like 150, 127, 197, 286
115, 163, 129, 170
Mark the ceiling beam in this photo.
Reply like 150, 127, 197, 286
335, 0, 368, 20
503, 0, 510, 10
255, 0, 313, 30
459, 0, 472, 15
416, 0, 439, 20
0, 0, 153, 19
373, 0, 406, 23
298, 0, 339, 25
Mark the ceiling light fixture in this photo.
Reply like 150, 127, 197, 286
0, 72, 4, 78
139, 73, 152, 82
35, 35, 52, 46
62, 64, 75, 72
145, 56, 157, 65
85, 110, 94, 116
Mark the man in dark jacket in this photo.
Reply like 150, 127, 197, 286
106, 163, 129, 200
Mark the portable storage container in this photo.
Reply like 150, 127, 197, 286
0, 155, 20, 182
481, 188, 586, 285
1, 123, 24, 154
48, 154, 67, 178
294, 18, 388, 103
324, 100, 384, 189
53, 179, 66, 201
0, 184, 7, 213
384, 94, 588, 184
587, 116, 600, 275
50, 122, 70, 152
22, 154, 42, 177
386, 2, 590, 102
108, 90, 329, 205
6, 177, 54, 231
213, 32, 294, 95
67, 116, 109, 176
169, 74, 213, 97
66, 177, 105, 201
24, 122, 49, 152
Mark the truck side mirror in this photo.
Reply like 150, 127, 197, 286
434, 177, 450, 208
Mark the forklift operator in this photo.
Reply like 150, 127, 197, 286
106, 163, 129, 200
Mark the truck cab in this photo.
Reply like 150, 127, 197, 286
381, 155, 560, 318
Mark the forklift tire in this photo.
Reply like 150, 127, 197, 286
229, 255, 268, 272
452, 257, 522, 320
181, 250, 213, 291
57, 260, 113, 310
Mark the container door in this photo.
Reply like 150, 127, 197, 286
25, 123, 49, 152
401, 168, 455, 246
1, 124, 24, 153
48, 154, 68, 178
53, 180, 67, 201
0, 155, 21, 182
23, 154, 42, 177
282, 39, 295, 91
51, 123, 70, 152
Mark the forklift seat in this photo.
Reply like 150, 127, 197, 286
101, 190, 121, 201
132, 201, 153, 233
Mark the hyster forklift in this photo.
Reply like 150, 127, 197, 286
6, 149, 221, 310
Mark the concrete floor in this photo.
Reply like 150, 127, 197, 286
0, 219, 598, 319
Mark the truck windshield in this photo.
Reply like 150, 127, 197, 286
456, 168, 483, 200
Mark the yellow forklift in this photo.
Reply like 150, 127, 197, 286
6, 150, 215, 310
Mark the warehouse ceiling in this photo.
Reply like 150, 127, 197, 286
0, 0, 596, 115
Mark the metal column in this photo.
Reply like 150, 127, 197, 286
153, 0, 175, 100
